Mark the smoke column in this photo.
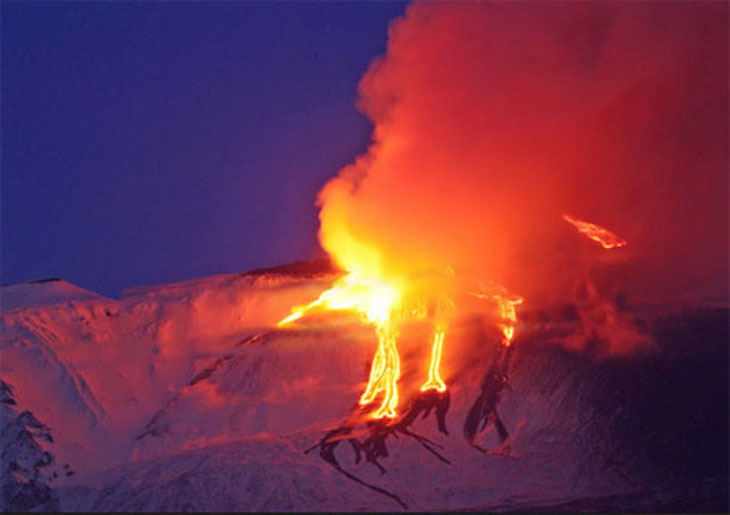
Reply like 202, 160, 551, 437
318, 1, 728, 306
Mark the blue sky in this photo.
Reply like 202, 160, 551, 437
2, 2, 407, 295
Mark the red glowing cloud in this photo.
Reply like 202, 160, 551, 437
318, 1, 728, 305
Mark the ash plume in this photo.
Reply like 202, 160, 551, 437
317, 1, 728, 308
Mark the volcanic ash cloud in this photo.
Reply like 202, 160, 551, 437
317, 1, 728, 305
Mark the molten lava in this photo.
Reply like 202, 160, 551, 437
278, 270, 404, 419
420, 330, 447, 392
358, 323, 401, 418
468, 285, 524, 346
277, 273, 398, 326
278, 272, 454, 418
562, 214, 627, 249
494, 294, 523, 346
278, 211, 624, 420
278, 261, 526, 421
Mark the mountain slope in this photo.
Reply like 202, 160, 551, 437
1, 268, 726, 511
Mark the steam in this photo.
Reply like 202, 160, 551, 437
317, 1, 727, 307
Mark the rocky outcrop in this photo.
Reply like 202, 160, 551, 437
0, 380, 59, 512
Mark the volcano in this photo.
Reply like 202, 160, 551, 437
1, 262, 726, 512
2, 1, 727, 512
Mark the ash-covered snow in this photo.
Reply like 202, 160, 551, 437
1, 267, 727, 511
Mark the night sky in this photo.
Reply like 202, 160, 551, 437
2, 2, 407, 296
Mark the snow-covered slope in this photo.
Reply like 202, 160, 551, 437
1, 279, 105, 311
1, 266, 727, 511
0, 268, 334, 477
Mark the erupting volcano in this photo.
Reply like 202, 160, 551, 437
2, 0, 727, 512
275, 206, 627, 498
268, 0, 727, 505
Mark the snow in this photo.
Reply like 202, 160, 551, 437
0, 271, 334, 478
1, 269, 726, 511
1, 279, 105, 311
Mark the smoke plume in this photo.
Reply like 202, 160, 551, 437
318, 1, 728, 306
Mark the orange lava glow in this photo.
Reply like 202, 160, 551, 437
420, 330, 447, 392
276, 0, 728, 420
468, 285, 524, 346
562, 214, 627, 249
277, 269, 403, 419
495, 295, 523, 346
359, 323, 401, 418
278, 241, 412, 418
279, 279, 453, 418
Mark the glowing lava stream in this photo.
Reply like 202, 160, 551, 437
359, 324, 401, 418
277, 269, 453, 418
495, 295, 523, 346
562, 213, 627, 249
277, 272, 407, 419
278, 273, 398, 326
468, 286, 524, 346
277, 211, 625, 420
420, 330, 447, 392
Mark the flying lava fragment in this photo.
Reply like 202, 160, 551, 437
562, 213, 627, 249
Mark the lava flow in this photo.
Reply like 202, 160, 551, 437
277, 215, 625, 425
278, 270, 404, 419
463, 284, 524, 454
278, 265, 456, 419
420, 330, 446, 393
469, 285, 524, 347
562, 213, 627, 249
